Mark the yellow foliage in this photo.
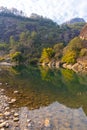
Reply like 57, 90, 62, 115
40, 48, 54, 63
62, 50, 77, 64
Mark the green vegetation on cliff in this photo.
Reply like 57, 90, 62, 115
0, 9, 86, 64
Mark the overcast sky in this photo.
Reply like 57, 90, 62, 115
0, 0, 87, 24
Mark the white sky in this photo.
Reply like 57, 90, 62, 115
0, 0, 87, 24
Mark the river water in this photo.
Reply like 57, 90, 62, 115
0, 65, 87, 130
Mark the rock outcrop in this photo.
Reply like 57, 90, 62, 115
62, 57, 87, 73
80, 24, 87, 40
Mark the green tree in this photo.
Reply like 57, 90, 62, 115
40, 48, 54, 63
68, 37, 83, 52
53, 43, 64, 59
80, 48, 87, 57
62, 50, 77, 64
62, 37, 83, 64
0, 43, 8, 51
19, 32, 27, 45
9, 36, 16, 48
11, 51, 24, 64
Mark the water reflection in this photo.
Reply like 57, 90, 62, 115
0, 65, 87, 115
20, 102, 87, 130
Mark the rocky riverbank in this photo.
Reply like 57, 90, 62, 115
0, 86, 87, 130
0, 87, 62, 130
0, 88, 20, 129
62, 57, 87, 73
40, 57, 87, 74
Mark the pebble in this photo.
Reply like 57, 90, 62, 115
14, 91, 19, 94
14, 117, 19, 122
5, 122, 9, 128
1, 128, 5, 130
14, 113, 19, 117
0, 120, 4, 123
64, 122, 70, 127
1, 89, 4, 92
11, 110, 15, 114
0, 113, 4, 117
44, 118, 51, 127
0, 83, 2, 85
9, 99, 16, 104
5, 107, 10, 111
5, 83, 8, 85
28, 123, 32, 127
4, 111, 10, 116
15, 122, 19, 127
0, 121, 7, 128
27, 119, 32, 123
5, 116, 9, 120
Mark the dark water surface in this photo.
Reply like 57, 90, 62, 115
0, 65, 87, 129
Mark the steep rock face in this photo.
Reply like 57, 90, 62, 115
77, 57, 87, 67
80, 24, 87, 40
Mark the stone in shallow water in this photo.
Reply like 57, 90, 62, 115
5, 107, 9, 111
14, 117, 19, 122
1, 128, 5, 130
0, 121, 7, 128
27, 119, 32, 123
0, 113, 4, 117
15, 122, 19, 127
4, 111, 10, 116
0, 83, 2, 85
44, 118, 51, 127
9, 99, 16, 104
14, 113, 19, 117
5, 122, 9, 128
5, 83, 8, 85
64, 122, 70, 128
14, 91, 19, 94
0, 120, 4, 123
11, 110, 15, 114
28, 123, 32, 127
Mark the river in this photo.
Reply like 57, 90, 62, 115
0, 65, 87, 130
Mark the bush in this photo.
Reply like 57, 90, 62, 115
0, 57, 5, 62
11, 51, 24, 64
68, 37, 83, 51
80, 48, 87, 57
40, 48, 54, 63
62, 50, 77, 64
53, 43, 64, 59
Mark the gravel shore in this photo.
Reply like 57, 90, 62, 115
0, 87, 87, 130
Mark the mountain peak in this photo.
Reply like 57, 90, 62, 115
63, 18, 86, 25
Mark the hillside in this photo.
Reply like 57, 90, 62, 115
40, 23, 87, 73
0, 9, 86, 64
0, 10, 85, 45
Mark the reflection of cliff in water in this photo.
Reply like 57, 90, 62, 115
0, 65, 87, 115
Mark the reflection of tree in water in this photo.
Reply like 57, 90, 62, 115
39, 66, 50, 81
0, 66, 87, 115
61, 69, 75, 82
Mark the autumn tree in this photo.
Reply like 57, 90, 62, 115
40, 48, 54, 63
53, 43, 64, 59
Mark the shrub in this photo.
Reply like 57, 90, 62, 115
80, 48, 87, 57
11, 51, 24, 64
62, 50, 77, 64
40, 48, 54, 63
